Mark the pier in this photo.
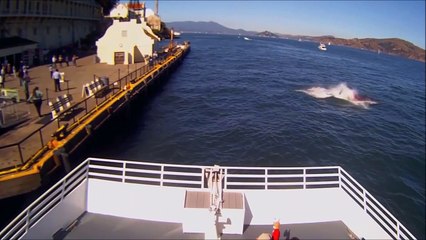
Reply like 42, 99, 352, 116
0, 43, 190, 199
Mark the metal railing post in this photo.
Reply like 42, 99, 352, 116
160, 165, 164, 186
265, 168, 268, 190
39, 130, 44, 148
18, 144, 24, 164
122, 162, 127, 183
45, 88, 49, 105
303, 168, 306, 189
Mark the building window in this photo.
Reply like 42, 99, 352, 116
122, 30, 127, 37
5, 0, 10, 9
28, 1, 32, 13
36, 1, 40, 13
15, 0, 19, 11
33, 28, 37, 35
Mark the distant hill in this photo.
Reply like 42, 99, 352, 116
257, 31, 279, 38
308, 36, 425, 62
166, 21, 257, 35
165, 21, 425, 62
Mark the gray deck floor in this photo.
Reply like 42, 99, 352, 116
65, 212, 357, 239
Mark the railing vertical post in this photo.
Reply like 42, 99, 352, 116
45, 88, 49, 106
201, 167, 205, 189
223, 168, 227, 190
122, 162, 126, 183
396, 222, 400, 239
60, 180, 66, 201
84, 99, 88, 114
303, 168, 306, 189
39, 130, 44, 147
363, 190, 367, 212
160, 165, 164, 186
118, 69, 120, 80
18, 144, 24, 164
265, 168, 268, 190
25, 210, 30, 232
85, 159, 90, 178
338, 167, 341, 188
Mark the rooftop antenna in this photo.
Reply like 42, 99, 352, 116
155, 0, 159, 15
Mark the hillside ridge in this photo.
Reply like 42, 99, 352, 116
166, 21, 425, 62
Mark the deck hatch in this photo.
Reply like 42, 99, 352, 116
222, 192, 243, 209
184, 191, 209, 208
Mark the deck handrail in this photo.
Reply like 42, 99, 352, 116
0, 157, 416, 240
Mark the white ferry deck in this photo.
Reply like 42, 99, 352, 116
1, 158, 416, 240
64, 212, 352, 239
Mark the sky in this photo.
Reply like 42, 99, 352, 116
122, 1, 426, 49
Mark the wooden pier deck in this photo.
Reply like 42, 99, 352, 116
0, 44, 190, 199
0, 53, 141, 170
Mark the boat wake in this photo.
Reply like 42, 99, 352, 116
297, 83, 378, 109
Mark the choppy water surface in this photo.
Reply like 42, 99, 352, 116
23, 34, 426, 237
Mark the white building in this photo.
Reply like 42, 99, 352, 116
96, 3, 161, 65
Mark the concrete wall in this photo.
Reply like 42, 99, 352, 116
3, 19, 98, 49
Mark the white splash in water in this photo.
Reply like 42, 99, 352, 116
297, 83, 378, 109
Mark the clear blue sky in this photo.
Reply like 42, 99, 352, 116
123, 1, 426, 49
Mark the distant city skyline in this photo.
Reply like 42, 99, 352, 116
121, 1, 425, 49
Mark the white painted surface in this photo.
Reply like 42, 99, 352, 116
87, 179, 187, 222
96, 17, 159, 65
86, 179, 387, 239
243, 188, 389, 239
23, 180, 87, 239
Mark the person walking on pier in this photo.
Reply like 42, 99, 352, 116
29, 87, 43, 117
52, 69, 61, 92
72, 54, 78, 66
52, 55, 57, 68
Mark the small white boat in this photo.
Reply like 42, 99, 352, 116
243, 37, 251, 41
173, 31, 181, 38
318, 43, 327, 51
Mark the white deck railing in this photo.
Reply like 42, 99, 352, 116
0, 157, 416, 240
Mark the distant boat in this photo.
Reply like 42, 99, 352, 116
318, 43, 327, 51
298, 38, 302, 42
173, 31, 181, 38
328, 42, 331, 46
244, 37, 251, 41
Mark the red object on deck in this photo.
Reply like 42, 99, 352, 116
271, 228, 280, 240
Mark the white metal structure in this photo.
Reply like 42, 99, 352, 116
0, 157, 416, 240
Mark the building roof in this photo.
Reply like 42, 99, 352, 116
0, 37, 38, 50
